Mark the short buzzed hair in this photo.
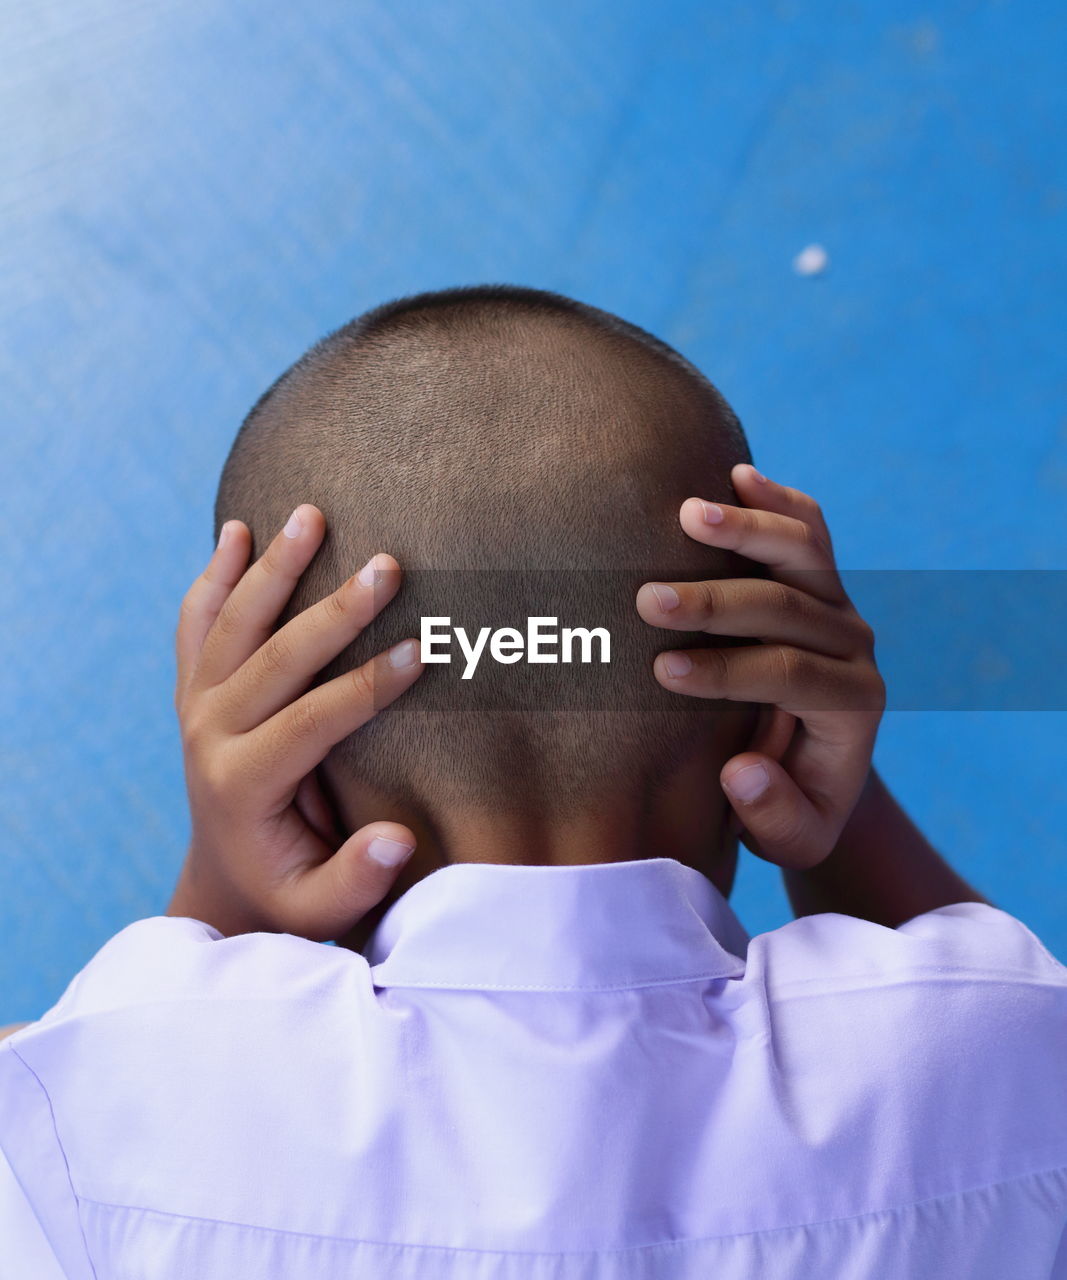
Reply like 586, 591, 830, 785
216, 285, 762, 816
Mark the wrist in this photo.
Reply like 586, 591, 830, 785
782, 765, 986, 926
166, 847, 265, 937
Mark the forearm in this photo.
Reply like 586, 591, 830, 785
782, 768, 991, 928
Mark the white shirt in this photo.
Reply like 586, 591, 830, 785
1, 856, 1066, 1278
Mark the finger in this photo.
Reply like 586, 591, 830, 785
653, 643, 885, 715
723, 708, 797, 837
679, 497, 845, 604
636, 577, 872, 659
193, 504, 326, 689
279, 821, 417, 942
175, 521, 253, 708
215, 553, 403, 732
719, 752, 835, 870
730, 462, 834, 553
241, 639, 426, 797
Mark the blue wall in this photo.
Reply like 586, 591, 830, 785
2, 1, 1065, 1018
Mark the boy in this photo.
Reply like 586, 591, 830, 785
1, 286, 1065, 1277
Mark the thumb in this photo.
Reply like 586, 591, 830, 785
721, 752, 830, 871
284, 821, 417, 942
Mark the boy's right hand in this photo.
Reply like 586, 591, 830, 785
168, 505, 425, 942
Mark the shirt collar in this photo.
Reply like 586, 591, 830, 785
364, 856, 750, 992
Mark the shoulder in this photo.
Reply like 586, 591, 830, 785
738, 907, 1067, 1190
747, 901, 1067, 995
742, 902, 1067, 1105
18, 917, 372, 1037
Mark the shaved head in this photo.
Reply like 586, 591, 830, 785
216, 285, 762, 817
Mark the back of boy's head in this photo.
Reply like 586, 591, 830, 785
216, 285, 761, 818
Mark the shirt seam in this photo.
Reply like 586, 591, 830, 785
9, 1044, 100, 1280
753, 970, 1067, 999
372, 970, 744, 992
75, 1162, 1067, 1256
23, 967, 1065, 1007
372, 969, 1067, 993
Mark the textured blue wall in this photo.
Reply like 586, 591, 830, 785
2, 1, 1065, 1019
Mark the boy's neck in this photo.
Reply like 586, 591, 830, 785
328, 744, 740, 955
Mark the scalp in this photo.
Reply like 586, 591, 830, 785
215, 286, 759, 813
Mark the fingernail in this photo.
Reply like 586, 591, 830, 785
701, 502, 724, 525
217, 521, 234, 550
388, 639, 419, 669
282, 508, 304, 539
649, 583, 680, 612
367, 836, 415, 868
661, 651, 692, 678
725, 763, 770, 802
358, 555, 383, 587
748, 465, 768, 484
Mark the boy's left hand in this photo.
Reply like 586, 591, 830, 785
637, 464, 886, 871
168, 505, 425, 942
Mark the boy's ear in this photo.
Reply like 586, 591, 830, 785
294, 766, 351, 844
749, 704, 796, 764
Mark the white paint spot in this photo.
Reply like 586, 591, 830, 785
911, 20, 939, 56
793, 244, 828, 276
